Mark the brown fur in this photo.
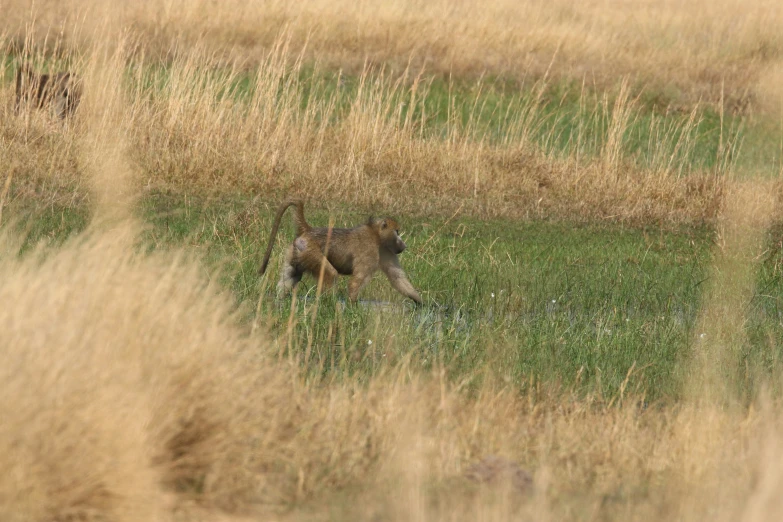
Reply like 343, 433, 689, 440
15, 64, 81, 119
259, 200, 422, 304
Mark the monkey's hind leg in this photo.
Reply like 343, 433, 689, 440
298, 242, 339, 293
276, 245, 304, 297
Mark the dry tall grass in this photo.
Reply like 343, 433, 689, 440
4, 3, 783, 521
2, 0, 782, 112
687, 181, 777, 404
1, 30, 728, 224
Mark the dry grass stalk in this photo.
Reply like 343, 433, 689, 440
2, 32, 729, 225
2, 0, 782, 112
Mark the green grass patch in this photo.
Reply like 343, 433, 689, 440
137, 192, 716, 401
745, 225, 783, 400
2, 201, 89, 253
9, 192, 783, 402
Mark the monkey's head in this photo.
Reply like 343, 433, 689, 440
374, 218, 407, 254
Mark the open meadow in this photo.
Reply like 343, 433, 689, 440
2, 0, 783, 520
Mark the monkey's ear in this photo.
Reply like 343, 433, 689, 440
381, 219, 388, 229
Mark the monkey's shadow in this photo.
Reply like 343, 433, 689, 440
278, 294, 400, 311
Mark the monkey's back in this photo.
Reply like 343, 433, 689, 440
308, 227, 357, 275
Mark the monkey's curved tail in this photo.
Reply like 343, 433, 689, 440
258, 199, 310, 275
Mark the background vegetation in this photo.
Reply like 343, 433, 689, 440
2, 0, 783, 520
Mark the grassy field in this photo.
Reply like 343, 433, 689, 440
6, 189, 783, 521
139, 193, 717, 401
10, 190, 783, 405
3, 1, 783, 520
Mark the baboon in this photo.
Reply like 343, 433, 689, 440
15, 64, 81, 119
259, 200, 423, 304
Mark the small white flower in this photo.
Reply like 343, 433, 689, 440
382, 353, 386, 357
551, 299, 556, 304
700, 333, 706, 339
491, 293, 495, 298
367, 340, 373, 345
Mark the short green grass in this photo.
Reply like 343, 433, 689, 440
9, 193, 783, 402
134, 192, 718, 401
746, 225, 783, 398
2, 202, 90, 253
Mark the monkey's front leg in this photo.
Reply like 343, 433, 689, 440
380, 250, 422, 304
